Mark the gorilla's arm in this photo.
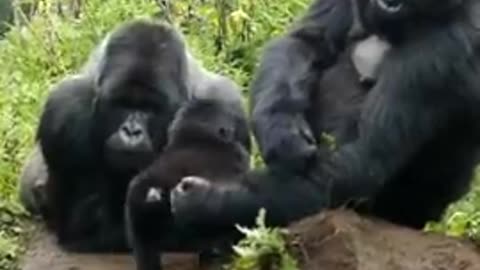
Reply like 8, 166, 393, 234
251, 0, 354, 170
37, 76, 96, 171
324, 26, 477, 206
35, 76, 127, 251
36, 76, 108, 241
172, 23, 476, 229
37, 74, 132, 252
171, 169, 328, 229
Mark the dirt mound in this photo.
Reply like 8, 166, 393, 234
287, 210, 480, 270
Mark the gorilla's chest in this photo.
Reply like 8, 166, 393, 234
308, 36, 390, 145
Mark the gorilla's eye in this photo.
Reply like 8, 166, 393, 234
376, 0, 404, 13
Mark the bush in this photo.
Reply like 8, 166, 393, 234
229, 209, 299, 270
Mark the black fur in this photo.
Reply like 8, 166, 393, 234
37, 20, 187, 252
170, 0, 480, 231
126, 98, 250, 270
33, 19, 244, 252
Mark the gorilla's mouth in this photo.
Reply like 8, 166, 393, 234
375, 0, 403, 13
105, 149, 154, 172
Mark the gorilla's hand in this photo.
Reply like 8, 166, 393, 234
170, 176, 219, 227
255, 114, 318, 172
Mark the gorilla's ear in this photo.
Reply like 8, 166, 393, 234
91, 96, 98, 113
217, 126, 234, 143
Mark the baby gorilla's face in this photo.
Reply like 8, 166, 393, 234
166, 99, 238, 147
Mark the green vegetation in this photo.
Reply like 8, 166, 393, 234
0, 0, 479, 269
229, 209, 298, 270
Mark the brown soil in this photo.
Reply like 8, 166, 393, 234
287, 210, 480, 270
19, 227, 206, 270
19, 210, 480, 270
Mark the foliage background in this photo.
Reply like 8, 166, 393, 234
0, 0, 479, 269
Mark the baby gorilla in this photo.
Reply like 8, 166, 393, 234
125, 98, 250, 270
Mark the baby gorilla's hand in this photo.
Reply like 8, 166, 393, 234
170, 176, 219, 226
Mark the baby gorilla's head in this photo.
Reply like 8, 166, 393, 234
166, 98, 244, 148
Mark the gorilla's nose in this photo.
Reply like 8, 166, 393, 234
119, 121, 146, 147
121, 122, 143, 138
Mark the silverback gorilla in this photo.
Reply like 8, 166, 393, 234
21, 19, 246, 252
126, 98, 250, 270
169, 0, 480, 232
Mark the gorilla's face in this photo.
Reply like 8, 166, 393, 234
166, 99, 238, 147
358, 0, 462, 39
91, 40, 188, 173
94, 79, 182, 173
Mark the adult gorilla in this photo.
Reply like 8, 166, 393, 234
22, 19, 245, 252
170, 0, 480, 231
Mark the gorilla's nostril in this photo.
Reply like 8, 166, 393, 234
130, 128, 142, 137
218, 127, 233, 140
181, 181, 193, 192
121, 124, 143, 137
219, 127, 227, 137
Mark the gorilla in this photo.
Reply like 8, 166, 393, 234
126, 97, 250, 270
168, 0, 480, 232
21, 19, 245, 252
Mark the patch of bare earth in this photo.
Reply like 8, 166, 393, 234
19, 210, 480, 270
19, 226, 211, 270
